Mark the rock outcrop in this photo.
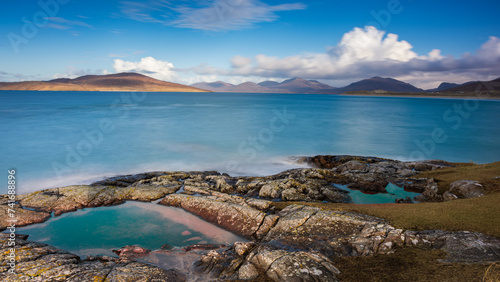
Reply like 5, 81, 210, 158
1, 156, 497, 281
160, 194, 278, 240
0, 234, 186, 281
189, 204, 500, 280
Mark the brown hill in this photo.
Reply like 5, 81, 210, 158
445, 77, 500, 92
0, 73, 210, 92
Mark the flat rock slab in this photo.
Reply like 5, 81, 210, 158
160, 194, 277, 240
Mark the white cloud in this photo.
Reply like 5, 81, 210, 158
190, 26, 500, 88
477, 36, 500, 60
113, 57, 176, 81
119, 0, 306, 31
333, 26, 417, 64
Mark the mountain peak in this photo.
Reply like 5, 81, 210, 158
338, 77, 423, 93
281, 77, 305, 84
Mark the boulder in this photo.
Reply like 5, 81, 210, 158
415, 178, 443, 202
449, 180, 485, 198
238, 261, 260, 280
281, 188, 307, 201
259, 183, 282, 199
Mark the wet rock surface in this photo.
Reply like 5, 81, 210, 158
1, 155, 497, 281
0, 233, 187, 281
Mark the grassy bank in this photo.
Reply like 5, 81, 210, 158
417, 161, 500, 194
334, 248, 499, 282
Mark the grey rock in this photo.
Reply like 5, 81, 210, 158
443, 191, 459, 201
337, 160, 368, 173
259, 183, 282, 199
281, 188, 307, 201
449, 180, 485, 198
238, 261, 260, 280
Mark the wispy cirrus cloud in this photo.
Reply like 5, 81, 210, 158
41, 17, 92, 36
45, 17, 93, 30
118, 0, 306, 31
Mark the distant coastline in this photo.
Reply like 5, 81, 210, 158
2, 89, 499, 100
2, 72, 499, 99
341, 91, 500, 100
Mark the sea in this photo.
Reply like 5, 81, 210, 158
2, 91, 500, 195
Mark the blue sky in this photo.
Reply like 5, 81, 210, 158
1, 0, 499, 88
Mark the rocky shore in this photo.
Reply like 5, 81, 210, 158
1, 156, 498, 281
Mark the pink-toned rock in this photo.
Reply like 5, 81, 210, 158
113, 245, 151, 260
160, 194, 274, 239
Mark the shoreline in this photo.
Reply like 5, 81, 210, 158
2, 89, 500, 100
341, 92, 500, 100
1, 155, 499, 281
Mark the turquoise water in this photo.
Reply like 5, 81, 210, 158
15, 201, 244, 257
334, 183, 422, 204
1, 91, 499, 194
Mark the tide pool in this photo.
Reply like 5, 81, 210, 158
334, 183, 421, 204
15, 201, 245, 257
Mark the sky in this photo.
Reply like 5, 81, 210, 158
0, 0, 499, 89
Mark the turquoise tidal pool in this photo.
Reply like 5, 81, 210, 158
335, 183, 421, 204
15, 201, 245, 257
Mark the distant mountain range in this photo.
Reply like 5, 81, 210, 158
445, 78, 500, 92
0, 73, 209, 92
193, 76, 500, 94
192, 76, 424, 94
192, 77, 337, 93
1, 72, 498, 94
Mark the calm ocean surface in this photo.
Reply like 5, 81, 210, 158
1, 91, 499, 194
